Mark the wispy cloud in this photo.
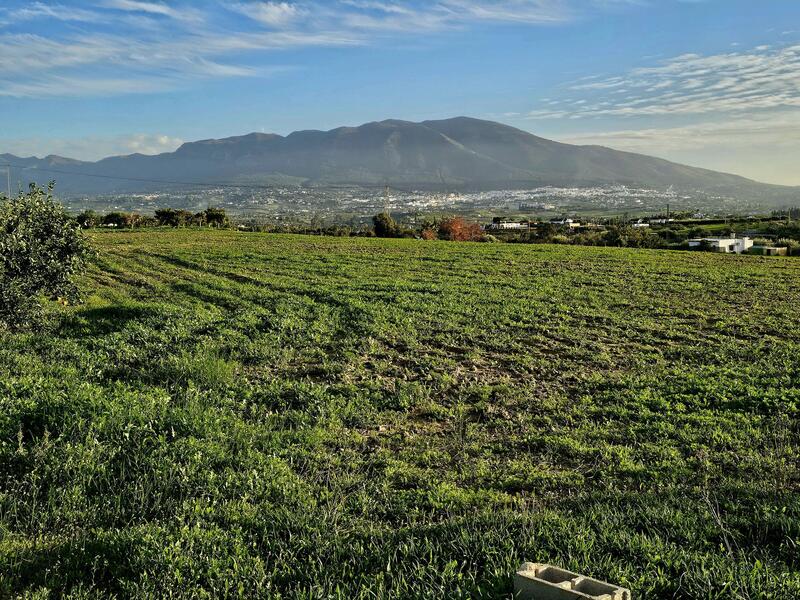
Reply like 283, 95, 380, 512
228, 1, 305, 27
0, 9, 346, 97
102, 0, 204, 23
3, 2, 105, 23
526, 43, 800, 119
227, 0, 575, 35
438, 0, 573, 24
562, 111, 800, 151
0, 1, 629, 98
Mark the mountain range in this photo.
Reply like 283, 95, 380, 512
2, 117, 797, 204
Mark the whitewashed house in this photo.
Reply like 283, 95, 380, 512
688, 237, 753, 254
489, 221, 528, 230
550, 218, 581, 229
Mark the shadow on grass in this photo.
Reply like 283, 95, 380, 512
59, 305, 162, 338
0, 532, 144, 597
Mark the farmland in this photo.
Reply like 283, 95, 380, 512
1, 229, 798, 598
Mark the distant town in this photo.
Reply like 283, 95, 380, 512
68, 184, 800, 256
58, 183, 782, 227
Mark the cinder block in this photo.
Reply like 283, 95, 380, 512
514, 562, 631, 600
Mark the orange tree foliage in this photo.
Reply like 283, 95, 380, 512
438, 217, 483, 241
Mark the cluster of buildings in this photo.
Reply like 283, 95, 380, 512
687, 237, 787, 255
487, 217, 584, 231
487, 217, 679, 232
486, 217, 790, 256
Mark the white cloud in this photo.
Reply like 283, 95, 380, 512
0, 26, 325, 97
527, 43, 800, 119
120, 133, 185, 156
562, 112, 800, 151
228, 2, 304, 27
227, 0, 600, 35
438, 0, 573, 24
2, 2, 105, 23
0, 0, 613, 98
0, 133, 184, 161
102, 0, 201, 22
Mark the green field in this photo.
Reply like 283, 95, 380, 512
1, 230, 798, 599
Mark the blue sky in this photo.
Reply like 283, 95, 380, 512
1, 0, 799, 184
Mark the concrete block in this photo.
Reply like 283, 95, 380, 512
514, 563, 631, 600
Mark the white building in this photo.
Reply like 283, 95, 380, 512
489, 221, 528, 230
688, 237, 753, 254
550, 218, 581, 229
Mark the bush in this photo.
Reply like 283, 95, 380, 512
373, 212, 399, 237
101, 211, 130, 228
438, 217, 483, 241
0, 183, 92, 329
190, 207, 230, 228
777, 238, 800, 256
604, 225, 661, 248
76, 209, 99, 228
78, 210, 157, 229
155, 208, 194, 227
202, 207, 229, 228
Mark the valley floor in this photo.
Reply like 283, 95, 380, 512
1, 230, 798, 598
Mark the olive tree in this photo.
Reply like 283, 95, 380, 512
0, 183, 92, 329
372, 211, 399, 238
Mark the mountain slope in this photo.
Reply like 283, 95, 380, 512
2, 117, 796, 202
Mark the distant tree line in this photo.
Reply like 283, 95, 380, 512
372, 212, 490, 242
76, 207, 229, 229
69, 204, 800, 254
771, 207, 800, 220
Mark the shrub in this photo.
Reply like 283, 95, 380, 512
0, 183, 92, 329
420, 228, 438, 240
204, 207, 229, 227
101, 212, 131, 228
604, 225, 661, 248
777, 238, 800, 255
76, 209, 99, 228
192, 207, 230, 228
373, 212, 399, 237
155, 208, 194, 227
438, 217, 483, 241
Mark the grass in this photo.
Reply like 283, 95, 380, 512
1, 229, 798, 599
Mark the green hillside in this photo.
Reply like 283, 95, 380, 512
1, 230, 798, 598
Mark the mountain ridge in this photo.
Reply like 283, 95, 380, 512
2, 117, 797, 204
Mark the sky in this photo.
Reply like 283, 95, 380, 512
1, 0, 799, 185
